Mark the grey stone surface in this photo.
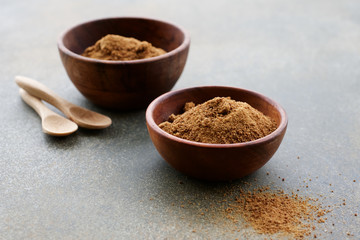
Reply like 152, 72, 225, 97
1, 0, 360, 239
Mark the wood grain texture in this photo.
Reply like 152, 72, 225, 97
146, 86, 288, 181
58, 17, 190, 110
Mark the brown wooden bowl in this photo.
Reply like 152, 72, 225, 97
57, 17, 190, 110
146, 86, 288, 181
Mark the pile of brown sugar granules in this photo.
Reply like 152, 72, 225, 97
159, 97, 277, 144
82, 34, 166, 61
225, 186, 330, 239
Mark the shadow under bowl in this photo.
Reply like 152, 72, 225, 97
58, 17, 190, 110
146, 86, 288, 181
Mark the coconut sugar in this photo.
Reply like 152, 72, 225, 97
159, 97, 277, 144
227, 187, 327, 239
82, 34, 166, 61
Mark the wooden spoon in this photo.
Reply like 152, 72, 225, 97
19, 88, 78, 136
15, 76, 112, 129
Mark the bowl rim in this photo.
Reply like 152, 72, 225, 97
146, 85, 288, 149
57, 16, 191, 64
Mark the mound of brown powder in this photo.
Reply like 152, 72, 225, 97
159, 97, 277, 144
223, 184, 332, 239
82, 34, 166, 61
229, 188, 325, 239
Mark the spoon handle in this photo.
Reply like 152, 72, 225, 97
15, 76, 71, 116
19, 88, 54, 120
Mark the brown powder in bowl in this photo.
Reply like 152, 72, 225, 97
82, 34, 166, 61
159, 97, 277, 144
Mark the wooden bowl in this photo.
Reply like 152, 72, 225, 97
57, 17, 190, 110
146, 86, 288, 181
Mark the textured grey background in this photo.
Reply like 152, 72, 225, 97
1, 0, 360, 239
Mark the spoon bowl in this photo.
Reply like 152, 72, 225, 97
42, 115, 78, 136
19, 89, 78, 136
68, 105, 112, 129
